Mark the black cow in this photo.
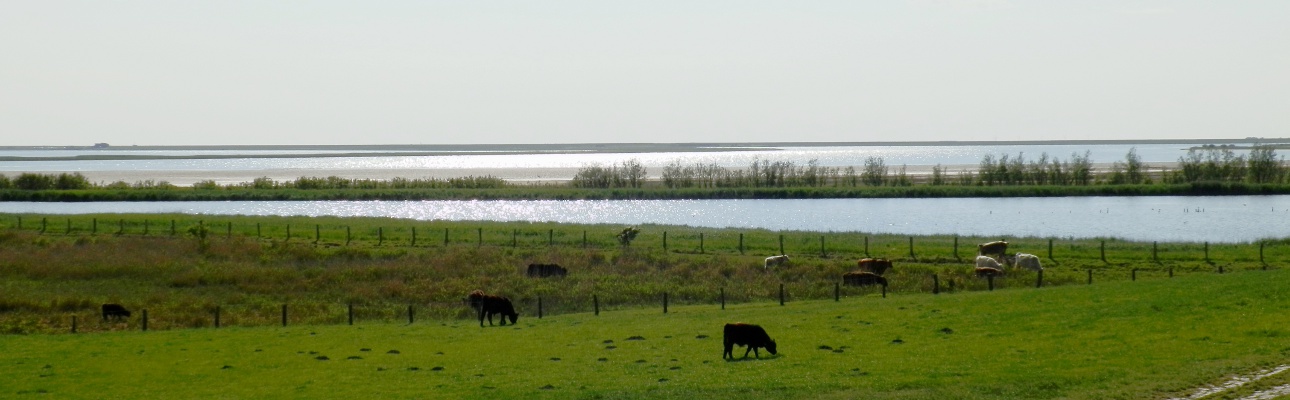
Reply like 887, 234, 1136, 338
526, 263, 567, 278
723, 323, 777, 359
466, 290, 519, 327
102, 304, 131, 321
842, 271, 888, 287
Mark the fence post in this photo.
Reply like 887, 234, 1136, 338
348, 303, 354, 325
988, 275, 994, 291
594, 295, 600, 316
41, 217, 47, 234
663, 231, 668, 252
68, 219, 73, 235
663, 293, 668, 314
1132, 269, 1137, 281
933, 274, 940, 294
346, 226, 351, 246
1048, 238, 1054, 260
1036, 269, 1043, 288
1204, 242, 1210, 263
171, 220, 176, 236
142, 309, 148, 332
72, 315, 77, 334
538, 297, 543, 319
286, 224, 291, 241
143, 220, 148, 235
834, 282, 840, 301
408, 305, 414, 324
720, 288, 725, 310
1219, 265, 1224, 274
1153, 241, 1158, 263
864, 237, 869, 257
1100, 240, 1106, 263
315, 225, 320, 244
411, 227, 417, 246
820, 236, 826, 258
227, 222, 232, 238
1260, 242, 1265, 264
700, 233, 705, 254
215, 306, 221, 328
1169, 267, 1174, 278
92, 218, 97, 234
256, 223, 261, 238
282, 304, 287, 327
548, 229, 553, 246
908, 237, 915, 260
738, 233, 744, 255
378, 228, 384, 246
953, 236, 959, 261
512, 230, 517, 247
779, 235, 784, 255
117, 219, 123, 235
1087, 269, 1093, 285
779, 284, 785, 306
444, 228, 449, 246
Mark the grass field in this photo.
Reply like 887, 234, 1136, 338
3, 269, 1289, 399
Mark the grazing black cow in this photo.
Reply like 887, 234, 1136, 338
101, 304, 131, 322
466, 290, 519, 327
723, 323, 777, 359
526, 263, 567, 278
842, 271, 888, 287
857, 258, 894, 275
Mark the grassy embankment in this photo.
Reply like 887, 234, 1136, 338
2, 267, 1290, 399
3, 182, 1290, 201
1, 214, 1285, 336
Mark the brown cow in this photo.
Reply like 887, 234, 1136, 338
466, 290, 519, 327
101, 304, 131, 321
723, 323, 777, 359
978, 241, 1009, 261
842, 271, 888, 287
857, 258, 894, 275
526, 263, 567, 278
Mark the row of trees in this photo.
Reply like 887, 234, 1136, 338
0, 172, 93, 190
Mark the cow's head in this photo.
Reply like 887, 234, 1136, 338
765, 339, 778, 355
505, 312, 518, 325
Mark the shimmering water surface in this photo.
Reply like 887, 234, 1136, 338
3, 195, 1287, 243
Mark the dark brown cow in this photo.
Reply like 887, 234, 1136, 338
723, 323, 778, 359
101, 304, 131, 321
978, 241, 1009, 260
842, 271, 888, 287
856, 258, 894, 275
526, 263, 567, 278
466, 290, 519, 327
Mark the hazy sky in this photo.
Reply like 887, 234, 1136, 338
2, 1, 1287, 146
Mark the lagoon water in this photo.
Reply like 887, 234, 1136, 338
3, 195, 1288, 243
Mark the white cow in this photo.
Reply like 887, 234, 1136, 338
764, 255, 789, 269
1014, 253, 1043, 271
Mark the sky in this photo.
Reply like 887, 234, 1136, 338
1, 1, 1287, 146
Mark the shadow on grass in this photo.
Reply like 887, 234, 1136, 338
723, 354, 782, 363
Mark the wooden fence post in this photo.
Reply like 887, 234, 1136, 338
408, 305, 414, 324
987, 275, 994, 291
1219, 265, 1224, 274
663, 231, 668, 252
820, 236, 826, 258
41, 217, 47, 234
700, 233, 705, 254
412, 227, 417, 246
1169, 267, 1174, 278
1048, 238, 1054, 260
779, 284, 785, 306
663, 293, 668, 314
215, 306, 221, 328
738, 233, 744, 255
71, 315, 77, 334
953, 236, 959, 261
227, 222, 232, 238
538, 297, 543, 319
908, 237, 915, 260
444, 228, 449, 246
548, 229, 553, 246
1100, 240, 1106, 263
315, 225, 320, 244
1132, 269, 1137, 281
594, 295, 600, 316
142, 309, 148, 332
348, 303, 354, 325
346, 226, 351, 246
282, 304, 287, 327
1153, 241, 1158, 263
779, 235, 784, 255
170, 219, 176, 236
1036, 269, 1043, 288
143, 220, 148, 235
68, 219, 73, 235
1260, 242, 1265, 264
834, 282, 840, 302
1087, 269, 1093, 285
512, 230, 517, 247
881, 284, 886, 298
933, 274, 940, 294
256, 223, 261, 238
1204, 242, 1210, 263
92, 218, 96, 234
864, 237, 869, 257
378, 228, 384, 246
720, 288, 726, 310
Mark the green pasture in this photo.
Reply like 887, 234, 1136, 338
3, 269, 1290, 399
1, 214, 1288, 335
